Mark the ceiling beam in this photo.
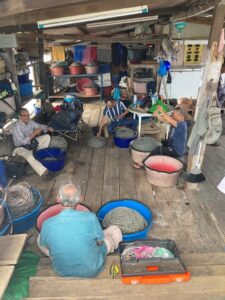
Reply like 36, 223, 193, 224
0, 0, 188, 30
185, 16, 212, 25
17, 32, 163, 44
208, 0, 225, 47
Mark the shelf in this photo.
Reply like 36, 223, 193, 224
49, 73, 102, 78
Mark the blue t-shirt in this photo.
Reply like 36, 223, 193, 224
168, 121, 187, 157
40, 209, 107, 277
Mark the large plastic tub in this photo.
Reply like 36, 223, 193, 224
114, 135, 136, 148
37, 203, 91, 231
97, 199, 153, 241
0, 207, 11, 236
0, 160, 8, 187
19, 80, 33, 96
143, 155, 183, 187
12, 188, 44, 234
35, 147, 66, 172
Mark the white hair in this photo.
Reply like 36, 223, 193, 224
58, 183, 81, 207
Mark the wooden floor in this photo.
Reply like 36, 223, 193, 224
20, 101, 225, 299
24, 101, 225, 254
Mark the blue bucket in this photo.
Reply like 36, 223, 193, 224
35, 147, 66, 172
114, 135, 136, 148
12, 188, 44, 234
18, 73, 30, 84
97, 199, 153, 241
0, 161, 8, 187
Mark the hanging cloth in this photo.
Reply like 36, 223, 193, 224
74, 45, 86, 63
51, 46, 65, 61
82, 46, 97, 65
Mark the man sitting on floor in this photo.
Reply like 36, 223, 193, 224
97, 98, 138, 137
151, 106, 187, 158
12, 108, 54, 176
38, 183, 122, 277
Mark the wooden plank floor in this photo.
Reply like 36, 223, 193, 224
23, 101, 225, 255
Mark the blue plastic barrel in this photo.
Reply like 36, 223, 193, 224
0, 161, 8, 187
35, 147, 66, 172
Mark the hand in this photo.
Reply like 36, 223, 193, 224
153, 111, 159, 117
115, 114, 122, 120
30, 128, 42, 140
47, 127, 54, 133
157, 105, 164, 113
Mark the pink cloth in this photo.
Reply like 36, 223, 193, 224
82, 46, 97, 65
103, 225, 122, 253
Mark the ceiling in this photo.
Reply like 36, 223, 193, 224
0, 0, 217, 44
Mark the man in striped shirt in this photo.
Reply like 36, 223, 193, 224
97, 99, 138, 136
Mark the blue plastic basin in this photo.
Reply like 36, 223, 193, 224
0, 206, 11, 236
97, 199, 153, 241
12, 188, 44, 234
35, 147, 66, 172
114, 136, 136, 148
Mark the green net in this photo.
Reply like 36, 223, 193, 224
149, 100, 169, 113
3, 251, 40, 300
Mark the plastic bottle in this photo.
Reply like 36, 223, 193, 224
133, 94, 137, 106
152, 94, 158, 105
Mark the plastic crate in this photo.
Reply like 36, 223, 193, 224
119, 239, 191, 284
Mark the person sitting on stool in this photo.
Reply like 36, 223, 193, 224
97, 98, 138, 137
38, 183, 122, 277
151, 106, 187, 158
12, 108, 54, 176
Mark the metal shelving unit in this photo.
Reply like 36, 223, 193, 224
47, 73, 104, 100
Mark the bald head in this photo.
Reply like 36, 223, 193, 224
58, 183, 81, 207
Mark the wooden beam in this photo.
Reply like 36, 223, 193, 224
17, 32, 162, 44
208, 1, 225, 47
185, 17, 212, 26
0, 0, 187, 29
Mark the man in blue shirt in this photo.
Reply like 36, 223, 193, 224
97, 98, 138, 136
151, 106, 187, 158
38, 183, 122, 277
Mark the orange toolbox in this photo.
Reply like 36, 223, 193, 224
119, 239, 191, 284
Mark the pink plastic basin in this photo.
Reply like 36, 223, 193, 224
37, 203, 91, 231
143, 155, 183, 187
50, 67, 64, 76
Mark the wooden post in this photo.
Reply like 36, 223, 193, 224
187, 42, 224, 189
37, 37, 47, 98
186, 0, 225, 189
208, 0, 225, 48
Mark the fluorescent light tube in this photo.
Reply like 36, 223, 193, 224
87, 15, 158, 28
38, 5, 149, 29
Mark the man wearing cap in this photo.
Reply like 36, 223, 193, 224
152, 106, 187, 158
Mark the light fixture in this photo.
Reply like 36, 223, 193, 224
87, 15, 158, 28
38, 5, 149, 29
